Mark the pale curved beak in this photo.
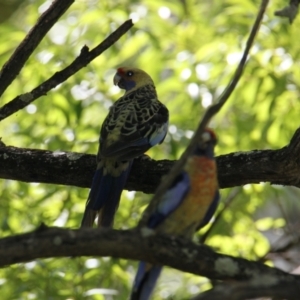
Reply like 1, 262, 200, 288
113, 73, 121, 86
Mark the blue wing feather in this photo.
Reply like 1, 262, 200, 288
149, 122, 168, 146
147, 171, 190, 229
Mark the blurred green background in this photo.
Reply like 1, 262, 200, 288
0, 0, 300, 299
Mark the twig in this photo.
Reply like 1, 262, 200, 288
0, 19, 134, 122
139, 0, 269, 226
0, 0, 74, 97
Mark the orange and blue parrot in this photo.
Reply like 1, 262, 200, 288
130, 129, 219, 300
81, 67, 169, 228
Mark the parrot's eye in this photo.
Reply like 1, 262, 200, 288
126, 71, 134, 77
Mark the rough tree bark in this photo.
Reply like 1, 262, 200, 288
1, 127, 300, 193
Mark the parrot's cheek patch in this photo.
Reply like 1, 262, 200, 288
123, 79, 136, 91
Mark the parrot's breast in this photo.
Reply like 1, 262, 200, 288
158, 156, 218, 237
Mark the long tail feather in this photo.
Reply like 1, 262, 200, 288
98, 162, 133, 227
131, 262, 162, 300
81, 209, 98, 227
81, 161, 133, 228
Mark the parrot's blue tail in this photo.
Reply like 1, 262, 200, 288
81, 160, 133, 228
130, 262, 162, 300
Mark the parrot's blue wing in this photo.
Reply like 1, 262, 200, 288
148, 171, 190, 229
148, 121, 169, 146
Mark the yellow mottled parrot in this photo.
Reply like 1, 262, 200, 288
81, 67, 169, 228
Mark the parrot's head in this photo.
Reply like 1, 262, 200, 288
113, 67, 155, 93
195, 128, 217, 158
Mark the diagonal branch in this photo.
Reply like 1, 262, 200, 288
139, 0, 269, 225
1, 127, 300, 191
0, 0, 74, 97
1, 226, 300, 289
0, 19, 134, 122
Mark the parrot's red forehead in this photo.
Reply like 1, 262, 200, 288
202, 128, 217, 143
117, 67, 126, 74
205, 128, 217, 140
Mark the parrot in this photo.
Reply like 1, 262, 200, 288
130, 128, 219, 300
81, 67, 169, 228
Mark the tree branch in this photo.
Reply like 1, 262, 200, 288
0, 19, 134, 122
0, 129, 300, 193
1, 127, 300, 192
1, 226, 300, 288
0, 128, 300, 193
0, 0, 74, 97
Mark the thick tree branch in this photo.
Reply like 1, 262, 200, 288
1, 226, 300, 288
0, 0, 74, 97
0, 19, 134, 122
1, 128, 300, 192
192, 279, 300, 300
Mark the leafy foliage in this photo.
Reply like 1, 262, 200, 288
0, 0, 299, 299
